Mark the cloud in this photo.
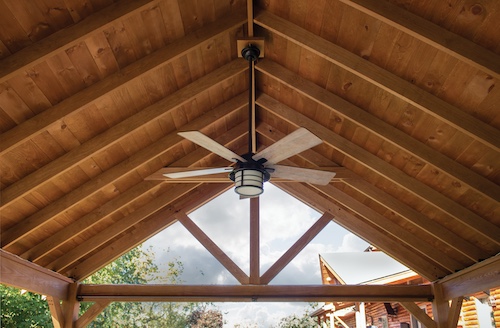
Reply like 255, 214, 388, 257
336, 233, 369, 252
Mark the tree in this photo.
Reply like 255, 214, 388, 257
274, 303, 321, 328
0, 286, 52, 327
187, 306, 224, 328
1, 245, 217, 327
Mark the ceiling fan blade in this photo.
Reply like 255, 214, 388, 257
179, 131, 246, 163
162, 167, 233, 179
270, 165, 336, 185
252, 127, 322, 164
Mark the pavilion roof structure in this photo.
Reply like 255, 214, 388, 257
0, 0, 499, 326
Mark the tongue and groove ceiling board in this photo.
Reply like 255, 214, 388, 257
0, 0, 499, 298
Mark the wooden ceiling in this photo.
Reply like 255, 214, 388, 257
0, 0, 499, 296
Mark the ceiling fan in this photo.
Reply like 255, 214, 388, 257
156, 44, 336, 198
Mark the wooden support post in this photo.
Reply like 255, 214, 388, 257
47, 296, 64, 328
448, 297, 464, 328
432, 283, 450, 328
400, 302, 437, 328
250, 197, 260, 284
63, 283, 80, 328
75, 301, 111, 328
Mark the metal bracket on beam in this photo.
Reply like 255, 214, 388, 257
237, 38, 265, 58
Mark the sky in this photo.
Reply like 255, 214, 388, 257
143, 183, 369, 327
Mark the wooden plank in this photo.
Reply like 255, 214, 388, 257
0, 59, 247, 209
275, 182, 447, 281
438, 255, 500, 299
448, 297, 464, 328
256, 122, 486, 263
336, 0, 500, 79
68, 183, 230, 281
77, 284, 434, 302
75, 300, 111, 328
256, 92, 500, 246
254, 11, 499, 151
1, 93, 247, 248
432, 283, 450, 328
0, 0, 156, 83
400, 302, 437, 328
0, 9, 247, 156
249, 197, 260, 284
0, 249, 72, 300
50, 184, 197, 273
311, 183, 461, 273
260, 212, 334, 285
21, 181, 161, 261
176, 212, 250, 285
256, 60, 499, 202
63, 283, 79, 328
47, 296, 64, 328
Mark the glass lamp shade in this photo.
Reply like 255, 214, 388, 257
234, 169, 264, 197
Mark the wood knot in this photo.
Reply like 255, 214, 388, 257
471, 4, 483, 15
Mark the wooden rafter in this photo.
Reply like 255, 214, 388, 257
256, 92, 500, 246
0, 59, 247, 210
0, 0, 157, 83
68, 183, 231, 281
254, 11, 500, 151
0, 9, 246, 156
336, 0, 500, 79
1, 93, 248, 249
256, 59, 499, 202
275, 182, 447, 280
256, 122, 486, 263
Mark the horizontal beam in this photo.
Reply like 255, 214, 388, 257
78, 284, 434, 302
437, 255, 500, 299
0, 250, 73, 300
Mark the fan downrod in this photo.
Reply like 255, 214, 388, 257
241, 44, 260, 62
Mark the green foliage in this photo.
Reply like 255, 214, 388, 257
0, 285, 52, 327
1, 245, 222, 327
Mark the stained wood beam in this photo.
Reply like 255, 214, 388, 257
47, 296, 64, 328
256, 122, 486, 263
437, 255, 500, 299
256, 92, 500, 246
1, 92, 247, 248
254, 11, 499, 151
22, 181, 162, 262
0, 8, 246, 156
256, 60, 499, 202
49, 184, 197, 273
0, 59, 247, 209
448, 297, 464, 328
275, 182, 447, 281
68, 183, 230, 281
0, 0, 156, 83
75, 301, 111, 328
336, 0, 500, 79
21, 120, 248, 262
78, 284, 434, 302
400, 302, 437, 328
249, 197, 260, 284
311, 183, 461, 273
176, 212, 250, 285
63, 283, 80, 328
260, 212, 334, 285
432, 283, 449, 328
0, 250, 72, 300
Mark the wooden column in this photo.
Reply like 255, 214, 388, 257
250, 197, 260, 284
63, 283, 80, 328
432, 283, 450, 328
